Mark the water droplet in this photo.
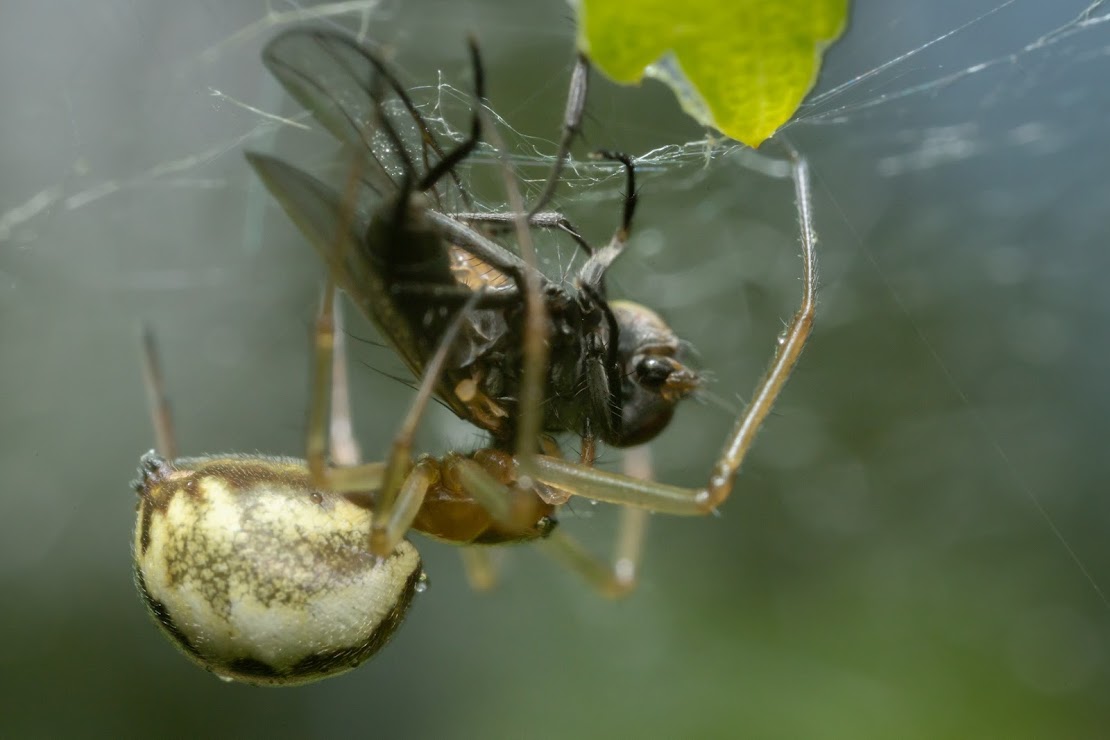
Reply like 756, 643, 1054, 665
217, 674, 234, 683
776, 331, 788, 346
414, 572, 429, 594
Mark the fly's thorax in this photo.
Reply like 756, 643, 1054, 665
488, 285, 597, 438
132, 452, 424, 686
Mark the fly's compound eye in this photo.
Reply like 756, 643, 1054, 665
634, 355, 675, 389
631, 353, 701, 405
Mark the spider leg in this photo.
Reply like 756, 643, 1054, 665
305, 280, 486, 557
479, 101, 549, 471
527, 148, 818, 515
448, 455, 555, 533
328, 293, 361, 467
138, 326, 179, 461
536, 516, 640, 597
367, 287, 487, 557
137, 299, 381, 491
305, 278, 387, 493
460, 548, 498, 592
536, 445, 653, 597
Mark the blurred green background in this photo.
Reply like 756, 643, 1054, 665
2, 1, 1108, 737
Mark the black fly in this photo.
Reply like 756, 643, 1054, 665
246, 28, 702, 459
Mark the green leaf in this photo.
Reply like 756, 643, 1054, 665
576, 0, 849, 146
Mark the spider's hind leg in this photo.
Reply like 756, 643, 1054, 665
536, 507, 646, 598
305, 280, 386, 493
536, 446, 654, 598
460, 547, 499, 592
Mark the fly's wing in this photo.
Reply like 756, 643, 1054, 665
251, 28, 524, 435
248, 153, 514, 433
261, 27, 467, 210
245, 152, 430, 382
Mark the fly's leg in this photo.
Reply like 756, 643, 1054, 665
528, 53, 589, 216
456, 148, 637, 261
417, 39, 485, 193
362, 37, 482, 210
527, 147, 818, 516
579, 422, 597, 466
453, 210, 593, 255
572, 152, 638, 440
577, 151, 636, 289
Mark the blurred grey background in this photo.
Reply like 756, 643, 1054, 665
2, 0, 1109, 737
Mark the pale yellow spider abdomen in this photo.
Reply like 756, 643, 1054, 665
132, 452, 425, 686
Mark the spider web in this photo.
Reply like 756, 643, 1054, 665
3, 1, 1106, 235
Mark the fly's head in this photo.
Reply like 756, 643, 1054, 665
605, 299, 701, 447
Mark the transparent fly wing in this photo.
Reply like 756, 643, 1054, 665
247, 151, 447, 383
246, 152, 360, 279
262, 28, 467, 210
247, 154, 395, 320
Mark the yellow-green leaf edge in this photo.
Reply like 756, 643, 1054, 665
576, 0, 849, 146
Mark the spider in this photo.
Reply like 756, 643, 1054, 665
132, 27, 817, 686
